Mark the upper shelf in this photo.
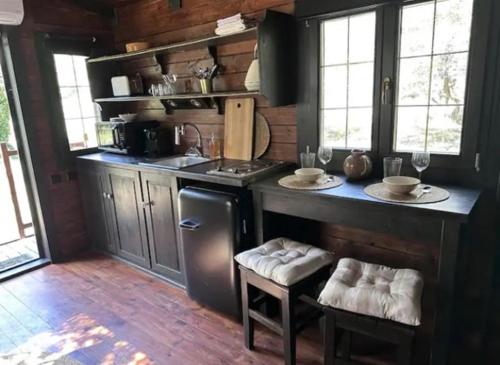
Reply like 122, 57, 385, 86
94, 90, 260, 103
87, 28, 258, 64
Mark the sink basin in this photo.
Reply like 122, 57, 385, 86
140, 155, 212, 170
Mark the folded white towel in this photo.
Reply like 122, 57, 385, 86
217, 13, 243, 26
215, 23, 247, 36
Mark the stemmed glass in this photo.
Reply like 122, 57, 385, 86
411, 151, 431, 181
317, 146, 333, 173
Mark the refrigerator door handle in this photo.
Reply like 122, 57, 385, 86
179, 219, 201, 231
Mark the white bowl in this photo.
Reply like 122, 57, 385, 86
294, 168, 324, 183
383, 176, 421, 195
118, 113, 138, 122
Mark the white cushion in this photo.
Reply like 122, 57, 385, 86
235, 237, 333, 286
318, 258, 423, 326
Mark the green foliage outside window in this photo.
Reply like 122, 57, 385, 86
0, 86, 10, 143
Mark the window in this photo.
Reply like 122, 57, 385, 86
53, 54, 99, 151
320, 12, 376, 150
394, 0, 474, 154
315, 0, 478, 164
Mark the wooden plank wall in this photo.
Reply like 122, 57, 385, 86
113, 0, 296, 161
9, 0, 113, 259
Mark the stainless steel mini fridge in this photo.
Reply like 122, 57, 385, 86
178, 186, 252, 319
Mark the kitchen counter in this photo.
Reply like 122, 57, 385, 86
77, 152, 288, 187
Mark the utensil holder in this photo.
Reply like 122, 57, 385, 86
200, 79, 212, 94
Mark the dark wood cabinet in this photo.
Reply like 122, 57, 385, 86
78, 163, 116, 254
107, 167, 150, 268
141, 171, 184, 283
77, 159, 184, 285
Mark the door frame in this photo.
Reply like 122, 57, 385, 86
0, 29, 52, 273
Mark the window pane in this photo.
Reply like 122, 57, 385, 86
60, 87, 81, 119
322, 66, 347, 108
320, 11, 376, 150
430, 53, 468, 105
322, 109, 346, 147
434, 0, 474, 54
349, 63, 374, 107
322, 18, 348, 65
73, 56, 90, 86
427, 106, 463, 154
397, 57, 431, 105
395, 107, 428, 152
349, 13, 376, 63
400, 2, 435, 57
394, 0, 473, 155
347, 108, 372, 149
54, 54, 76, 86
54, 54, 99, 151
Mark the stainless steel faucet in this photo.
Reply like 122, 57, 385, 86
174, 123, 203, 157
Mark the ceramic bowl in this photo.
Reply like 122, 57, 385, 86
295, 168, 324, 183
383, 176, 421, 195
118, 113, 138, 123
125, 42, 150, 53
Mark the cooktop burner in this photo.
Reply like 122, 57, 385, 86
206, 160, 284, 179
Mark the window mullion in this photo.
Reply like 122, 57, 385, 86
423, 0, 438, 152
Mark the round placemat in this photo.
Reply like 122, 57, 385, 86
278, 175, 343, 190
364, 183, 450, 204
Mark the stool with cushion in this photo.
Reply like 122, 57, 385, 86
235, 237, 334, 365
318, 258, 424, 365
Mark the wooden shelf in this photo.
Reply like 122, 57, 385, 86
94, 90, 260, 103
87, 28, 258, 64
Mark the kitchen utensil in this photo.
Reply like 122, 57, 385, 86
412, 152, 431, 180
383, 157, 403, 177
111, 76, 131, 97
300, 145, 316, 168
343, 150, 372, 180
125, 42, 150, 52
118, 113, 137, 122
383, 176, 421, 195
294, 168, 324, 183
224, 98, 255, 161
416, 185, 432, 199
208, 64, 219, 79
245, 44, 260, 91
253, 112, 271, 159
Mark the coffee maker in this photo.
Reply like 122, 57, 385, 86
143, 127, 171, 158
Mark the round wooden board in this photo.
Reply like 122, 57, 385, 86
254, 112, 271, 159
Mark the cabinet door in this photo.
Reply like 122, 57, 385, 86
77, 163, 115, 253
106, 167, 150, 268
141, 171, 184, 284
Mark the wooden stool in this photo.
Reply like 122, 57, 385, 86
235, 237, 334, 365
318, 258, 424, 365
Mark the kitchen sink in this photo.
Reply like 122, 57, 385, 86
139, 155, 212, 170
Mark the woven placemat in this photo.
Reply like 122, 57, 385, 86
364, 183, 450, 204
278, 175, 343, 190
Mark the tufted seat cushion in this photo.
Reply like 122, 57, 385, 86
318, 258, 423, 326
234, 237, 333, 286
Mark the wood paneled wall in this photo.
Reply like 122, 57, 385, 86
114, 0, 296, 161
9, 0, 113, 259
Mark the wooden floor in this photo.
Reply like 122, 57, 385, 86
0, 236, 38, 272
0, 253, 326, 365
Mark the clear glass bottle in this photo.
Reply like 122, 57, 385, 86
209, 132, 221, 159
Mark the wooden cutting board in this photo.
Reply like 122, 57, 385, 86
253, 112, 271, 159
224, 98, 255, 161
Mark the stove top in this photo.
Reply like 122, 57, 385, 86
206, 160, 285, 179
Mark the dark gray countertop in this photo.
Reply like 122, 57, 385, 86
77, 152, 288, 187
250, 171, 482, 220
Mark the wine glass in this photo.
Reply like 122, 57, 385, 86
317, 146, 333, 173
411, 151, 430, 181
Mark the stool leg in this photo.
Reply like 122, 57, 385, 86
397, 336, 413, 365
240, 270, 254, 350
281, 293, 296, 365
324, 311, 336, 365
